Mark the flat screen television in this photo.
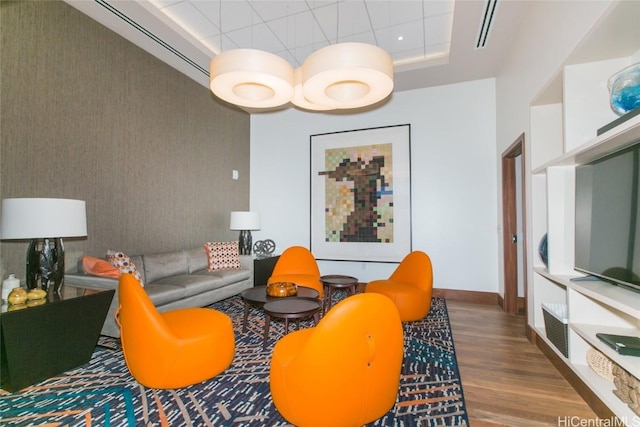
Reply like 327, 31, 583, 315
574, 140, 640, 293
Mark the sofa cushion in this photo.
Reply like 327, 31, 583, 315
81, 256, 120, 278
143, 251, 189, 283
192, 269, 251, 288
106, 250, 144, 286
204, 242, 241, 271
152, 274, 227, 298
144, 283, 186, 307
185, 247, 208, 274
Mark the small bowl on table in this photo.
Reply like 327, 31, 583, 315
266, 282, 298, 297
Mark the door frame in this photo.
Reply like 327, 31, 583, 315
501, 133, 527, 315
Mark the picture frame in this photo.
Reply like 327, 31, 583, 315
310, 124, 411, 262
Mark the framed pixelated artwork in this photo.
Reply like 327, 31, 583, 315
310, 124, 411, 262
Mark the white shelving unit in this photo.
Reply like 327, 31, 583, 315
532, 113, 640, 174
530, 111, 640, 422
527, 1, 640, 421
533, 267, 640, 420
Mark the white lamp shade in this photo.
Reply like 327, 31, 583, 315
1, 198, 87, 239
210, 49, 294, 109
230, 211, 260, 231
301, 42, 394, 109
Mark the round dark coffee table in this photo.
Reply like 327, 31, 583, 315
321, 275, 359, 314
262, 297, 322, 349
240, 285, 319, 333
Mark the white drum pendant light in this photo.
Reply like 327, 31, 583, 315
301, 43, 394, 109
209, 49, 294, 109
290, 67, 334, 111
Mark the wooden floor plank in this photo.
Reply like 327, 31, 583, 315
446, 299, 599, 426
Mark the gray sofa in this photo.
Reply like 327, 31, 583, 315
64, 247, 253, 337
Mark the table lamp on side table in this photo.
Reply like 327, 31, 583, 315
1, 198, 87, 293
230, 211, 260, 255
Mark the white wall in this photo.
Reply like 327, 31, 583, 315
494, 0, 615, 316
250, 78, 499, 292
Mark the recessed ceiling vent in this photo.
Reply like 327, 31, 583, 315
95, 0, 208, 76
476, 0, 499, 49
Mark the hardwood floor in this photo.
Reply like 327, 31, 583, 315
446, 299, 599, 426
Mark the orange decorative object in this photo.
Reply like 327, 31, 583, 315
115, 274, 235, 389
266, 281, 297, 297
365, 251, 433, 321
269, 293, 404, 427
267, 246, 323, 298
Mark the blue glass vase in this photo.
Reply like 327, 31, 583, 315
538, 233, 548, 267
608, 63, 640, 116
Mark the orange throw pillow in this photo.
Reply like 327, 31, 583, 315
83, 256, 120, 278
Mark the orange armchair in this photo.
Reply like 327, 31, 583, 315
366, 251, 433, 321
115, 274, 235, 389
269, 293, 404, 427
267, 246, 323, 298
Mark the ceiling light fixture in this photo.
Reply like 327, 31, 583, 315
291, 67, 334, 111
209, 43, 393, 111
209, 49, 294, 109
301, 43, 394, 110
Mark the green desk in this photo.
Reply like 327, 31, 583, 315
0, 288, 114, 392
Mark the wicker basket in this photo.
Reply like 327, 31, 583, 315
586, 348, 615, 381
612, 365, 640, 416
542, 303, 568, 357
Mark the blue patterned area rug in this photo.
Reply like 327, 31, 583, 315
0, 295, 468, 426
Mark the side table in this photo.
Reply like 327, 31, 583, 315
254, 255, 280, 287
263, 297, 322, 349
240, 285, 319, 333
0, 289, 114, 392
321, 275, 359, 315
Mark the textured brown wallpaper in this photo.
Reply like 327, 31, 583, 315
0, 1, 250, 282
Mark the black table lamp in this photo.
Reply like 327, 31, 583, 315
230, 211, 260, 255
1, 198, 87, 293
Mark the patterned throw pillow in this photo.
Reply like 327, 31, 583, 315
106, 250, 144, 286
204, 242, 241, 272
